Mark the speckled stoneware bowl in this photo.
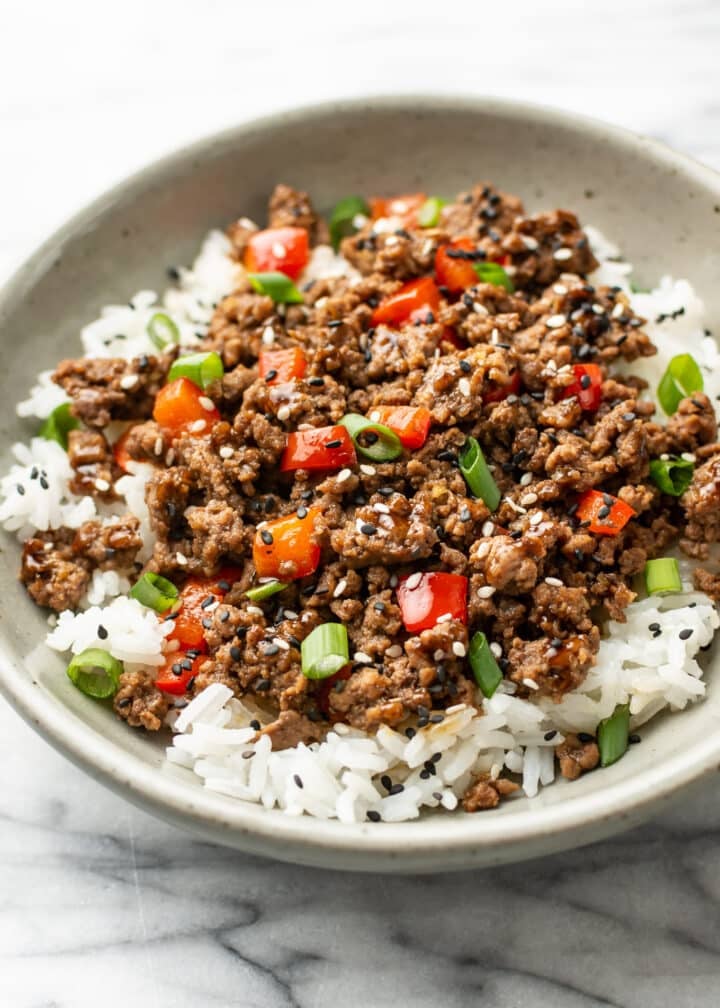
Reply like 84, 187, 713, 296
2, 97, 720, 872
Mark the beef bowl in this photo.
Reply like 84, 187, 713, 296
2, 97, 720, 872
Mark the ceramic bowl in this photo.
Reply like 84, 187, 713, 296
2, 96, 720, 872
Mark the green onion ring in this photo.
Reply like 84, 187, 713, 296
129, 572, 179, 612
339, 413, 403, 462
657, 353, 703, 415
168, 351, 224, 389
301, 622, 350, 680
147, 312, 180, 350
468, 631, 502, 698
329, 196, 370, 250
246, 580, 288, 602
459, 437, 501, 511
247, 271, 304, 304
473, 261, 514, 293
38, 403, 80, 451
649, 456, 694, 497
66, 648, 123, 699
644, 557, 682, 596
598, 703, 630, 767
417, 196, 446, 228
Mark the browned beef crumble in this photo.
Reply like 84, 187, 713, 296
24, 181, 720, 808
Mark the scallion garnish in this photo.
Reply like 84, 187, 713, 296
459, 437, 501, 511
657, 353, 703, 415
339, 413, 403, 462
329, 196, 370, 250
417, 196, 446, 228
66, 647, 122, 699
644, 557, 682, 596
129, 571, 179, 612
147, 312, 180, 350
597, 703, 630, 767
301, 622, 349, 679
39, 403, 80, 450
247, 271, 304, 304
648, 456, 694, 496
246, 580, 288, 602
473, 261, 514, 292
168, 351, 224, 389
468, 631, 502, 698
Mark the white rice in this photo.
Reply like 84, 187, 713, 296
4, 220, 720, 822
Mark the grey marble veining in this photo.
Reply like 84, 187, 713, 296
3, 1, 720, 1005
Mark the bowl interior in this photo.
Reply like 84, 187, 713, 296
2, 97, 720, 871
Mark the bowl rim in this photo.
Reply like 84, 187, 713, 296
2, 93, 720, 871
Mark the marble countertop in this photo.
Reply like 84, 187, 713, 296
2, 1, 720, 1004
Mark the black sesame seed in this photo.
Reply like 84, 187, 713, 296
262, 643, 280, 656
419, 769, 431, 780
264, 369, 278, 382
373, 601, 386, 612
255, 678, 271, 691
460, 507, 472, 522
597, 505, 611, 520
200, 595, 215, 609
360, 522, 377, 535
30, 467, 38, 480
242, 750, 255, 760
325, 439, 342, 449
381, 774, 392, 792
217, 579, 231, 592
367, 810, 381, 822
377, 486, 394, 496
39, 477, 49, 490
16, 484, 25, 495
260, 530, 274, 545
648, 622, 661, 632
629, 734, 641, 745
580, 374, 592, 389
307, 377, 325, 387
327, 319, 343, 329
171, 664, 183, 676
577, 732, 595, 743
459, 359, 472, 373
293, 774, 304, 788
220, 609, 230, 623
201, 617, 213, 629
296, 505, 308, 519
117, 697, 132, 708
186, 676, 196, 691
388, 784, 405, 796
679, 628, 693, 640
405, 727, 416, 739
544, 730, 557, 741
250, 719, 261, 731
97, 625, 108, 640
181, 657, 193, 671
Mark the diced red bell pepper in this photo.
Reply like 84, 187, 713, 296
435, 237, 481, 292
369, 192, 427, 226
258, 346, 307, 385
244, 226, 309, 281
155, 653, 205, 695
369, 406, 432, 450
153, 378, 220, 437
253, 507, 322, 580
575, 489, 635, 535
280, 425, 356, 472
440, 327, 466, 350
484, 369, 522, 404
396, 572, 468, 633
371, 277, 441, 328
561, 363, 603, 411
113, 428, 133, 473
164, 568, 241, 651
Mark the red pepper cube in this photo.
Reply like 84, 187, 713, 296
483, 369, 522, 404
396, 572, 468, 633
369, 192, 427, 226
253, 507, 322, 581
153, 377, 220, 437
435, 238, 480, 292
575, 489, 635, 535
280, 425, 356, 472
371, 277, 441, 328
155, 653, 205, 695
244, 227, 309, 280
369, 406, 432, 450
562, 364, 603, 411
258, 346, 307, 385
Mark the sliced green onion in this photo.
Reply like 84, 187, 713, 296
417, 196, 446, 228
66, 647, 122, 699
597, 703, 630, 767
147, 312, 180, 350
459, 437, 501, 511
248, 271, 304, 304
339, 413, 403, 462
657, 353, 703, 415
469, 631, 502, 698
649, 456, 694, 496
644, 557, 682, 596
473, 261, 514, 293
301, 622, 349, 680
39, 403, 80, 450
246, 580, 288, 602
168, 351, 224, 389
130, 571, 179, 612
329, 196, 370, 250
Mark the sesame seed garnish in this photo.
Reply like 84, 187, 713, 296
681, 452, 696, 463
522, 677, 539, 690
436, 613, 453, 623
39, 476, 49, 490
94, 478, 111, 492
477, 585, 496, 599
367, 810, 381, 822
219, 445, 234, 459
360, 464, 376, 476
175, 552, 188, 566
333, 579, 347, 598
520, 492, 538, 507
260, 530, 274, 545
544, 730, 557, 741
520, 473, 533, 487
360, 522, 377, 535
277, 405, 291, 421
592, 304, 606, 315
262, 325, 275, 345
230, 645, 242, 661
273, 637, 290, 651
490, 642, 503, 658
120, 374, 139, 390
97, 624, 108, 640
458, 377, 471, 396
325, 439, 342, 449
354, 651, 373, 664
545, 576, 563, 587
452, 641, 467, 658
679, 628, 693, 640
546, 314, 567, 329
255, 678, 272, 691
553, 248, 573, 261
336, 468, 352, 483
189, 419, 206, 433
386, 644, 403, 658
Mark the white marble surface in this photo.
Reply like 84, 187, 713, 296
2, 1, 720, 1005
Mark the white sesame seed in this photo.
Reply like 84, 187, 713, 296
481, 521, 495, 537
175, 552, 188, 566
389, 574, 398, 587
369, 410, 381, 422
373, 502, 390, 514
520, 472, 533, 487
354, 651, 373, 664
520, 492, 538, 507
452, 641, 467, 658
529, 512, 543, 526
546, 647, 558, 659
336, 468, 352, 483
333, 579, 347, 598
545, 314, 567, 329
473, 302, 489, 315
545, 359, 558, 372
352, 213, 369, 229
360, 464, 376, 476
120, 374, 139, 390
273, 637, 290, 651
521, 235, 539, 251
94, 477, 111, 492
458, 377, 471, 396
262, 325, 275, 345
199, 395, 215, 412
433, 649, 446, 661
314, 296, 328, 309
660, 453, 670, 461
405, 572, 423, 590
189, 419, 206, 433
523, 677, 539, 690
384, 235, 400, 248
277, 405, 291, 421
477, 585, 496, 599
283, 609, 298, 620
681, 452, 696, 462
612, 302, 625, 319
592, 304, 606, 315
154, 437, 163, 456
165, 638, 180, 653
219, 445, 234, 459
490, 763, 502, 781
504, 497, 526, 514
386, 644, 403, 658
421, 238, 435, 257
545, 576, 563, 587
277, 303, 286, 317
436, 612, 453, 623
553, 284, 568, 295
247, 605, 264, 616
271, 241, 286, 258
165, 449, 176, 466
490, 327, 500, 344
553, 248, 573, 261
490, 642, 503, 658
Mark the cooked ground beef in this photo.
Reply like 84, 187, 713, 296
28, 180, 720, 805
